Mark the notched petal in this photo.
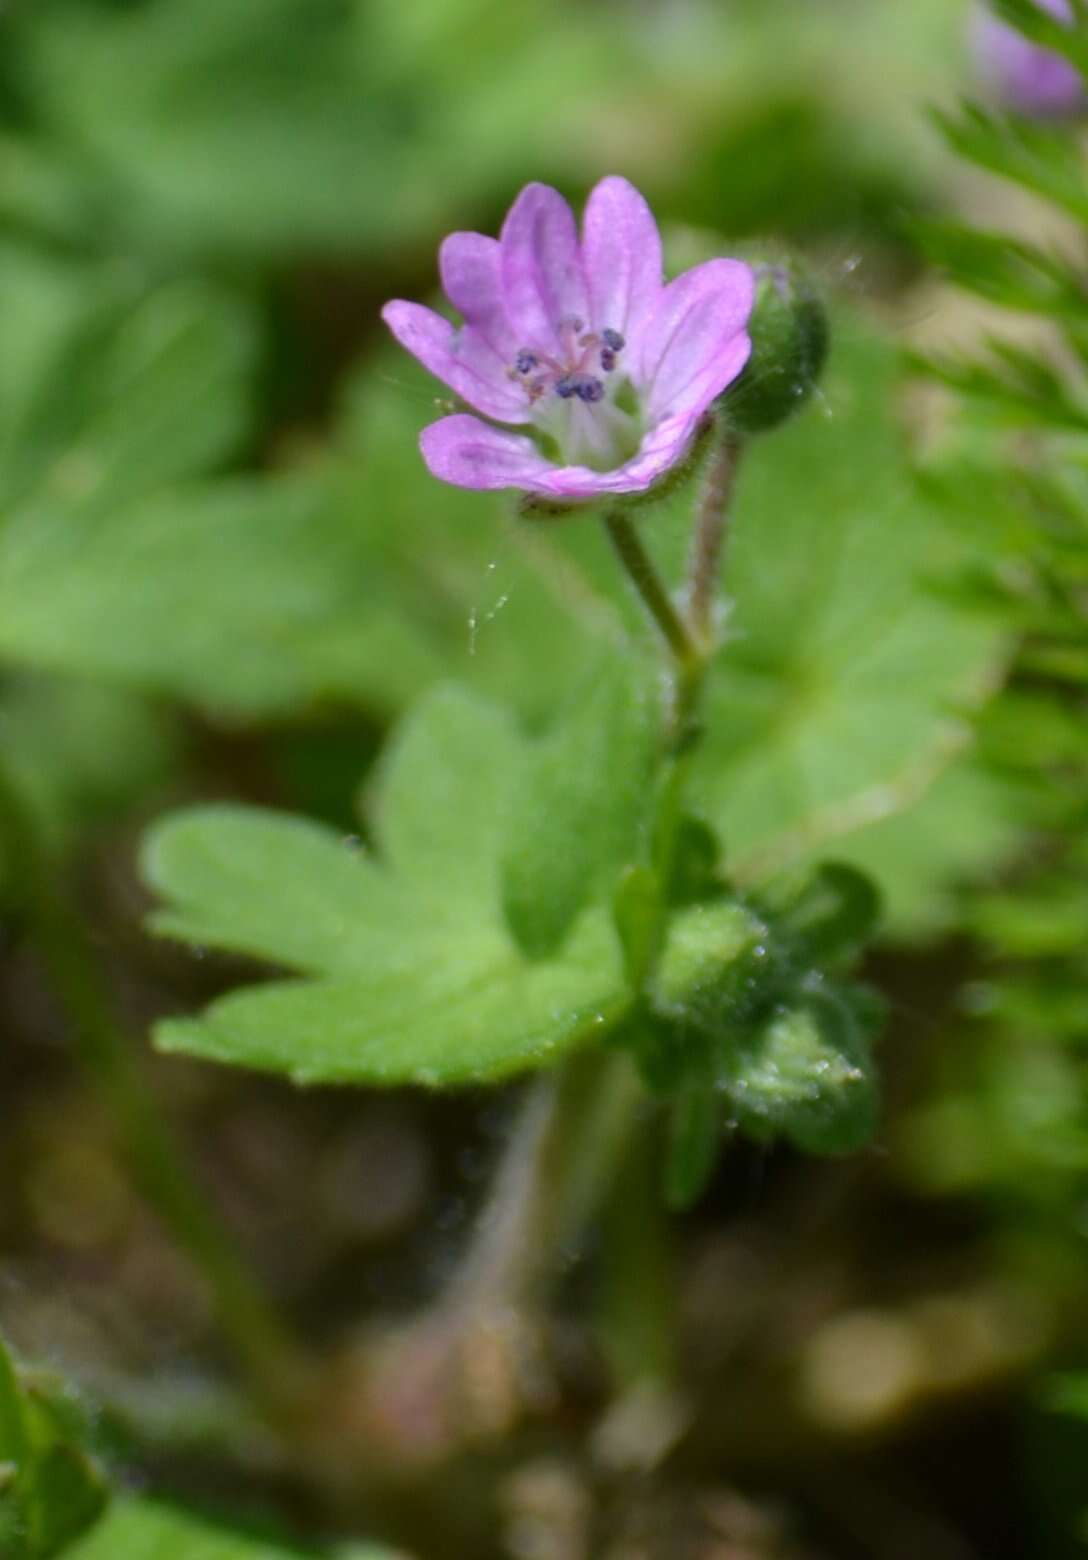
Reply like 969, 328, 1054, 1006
439, 232, 515, 356
382, 300, 529, 423
642, 260, 755, 423
582, 175, 663, 349
420, 414, 560, 492
500, 183, 588, 351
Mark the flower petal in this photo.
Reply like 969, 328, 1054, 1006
382, 301, 529, 423
439, 232, 515, 358
500, 183, 588, 352
641, 259, 754, 423
420, 409, 709, 502
975, 3, 1085, 118
581, 175, 663, 352
523, 409, 705, 499
420, 414, 562, 492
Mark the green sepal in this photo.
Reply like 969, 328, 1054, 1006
723, 983, 880, 1155
722, 260, 829, 434
651, 899, 784, 1041
763, 861, 882, 968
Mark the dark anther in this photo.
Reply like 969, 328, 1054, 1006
555, 375, 578, 399
515, 350, 538, 374
600, 348, 616, 372
575, 376, 605, 403
601, 328, 625, 353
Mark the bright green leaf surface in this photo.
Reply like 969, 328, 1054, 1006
156, 910, 625, 1088
145, 686, 634, 1086
688, 324, 1004, 878
0, 476, 442, 720
0, 1334, 27, 1468
1, 0, 606, 263
64, 1497, 397, 1560
502, 658, 662, 958
370, 685, 523, 916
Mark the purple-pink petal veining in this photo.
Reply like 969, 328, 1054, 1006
383, 176, 754, 502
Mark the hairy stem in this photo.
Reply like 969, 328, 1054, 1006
603, 508, 701, 670
0, 757, 313, 1420
686, 430, 744, 649
446, 1046, 645, 1320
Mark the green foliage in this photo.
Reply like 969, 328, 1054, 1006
902, 13, 1088, 1442
0, 0, 605, 264
688, 324, 1005, 888
0, 246, 257, 511
723, 986, 878, 1155
64, 1497, 398, 1560
0, 245, 266, 714
0, 674, 180, 891
933, 103, 1088, 227
640, 871, 882, 1202
142, 663, 881, 1183
0, 0, 1070, 1554
0, 247, 1008, 941
724, 260, 829, 434
501, 658, 662, 958
912, 219, 1088, 319
143, 683, 638, 1085
0, 1333, 109, 1559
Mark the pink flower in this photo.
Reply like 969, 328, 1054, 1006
974, 0, 1086, 118
382, 178, 753, 503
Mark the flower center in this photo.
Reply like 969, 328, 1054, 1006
509, 318, 625, 405
507, 319, 641, 470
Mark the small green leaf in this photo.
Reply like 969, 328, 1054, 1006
934, 105, 1088, 228
22, 1443, 107, 1559
0, 1335, 108, 1559
768, 862, 882, 967
64, 1496, 402, 1560
145, 687, 634, 1087
502, 658, 661, 958
913, 220, 1088, 319
723, 987, 878, 1154
144, 807, 430, 979
613, 864, 664, 991
665, 815, 724, 907
371, 684, 523, 917
0, 1334, 27, 1467
156, 911, 627, 1088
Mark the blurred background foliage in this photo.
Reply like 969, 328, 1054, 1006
2, 0, 1088, 1556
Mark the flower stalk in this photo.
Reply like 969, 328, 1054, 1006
687, 428, 744, 650
603, 508, 701, 671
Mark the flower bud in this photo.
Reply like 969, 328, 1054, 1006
974, 0, 1086, 119
651, 901, 781, 1042
720, 260, 829, 435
